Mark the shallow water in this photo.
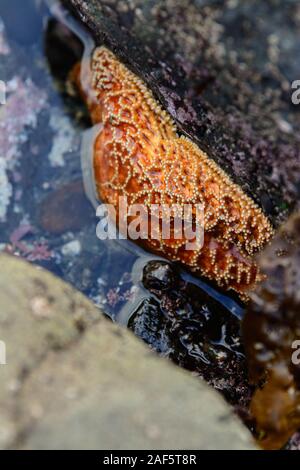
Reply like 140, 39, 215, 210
0, 0, 248, 410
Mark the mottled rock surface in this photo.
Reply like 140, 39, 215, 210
0, 254, 255, 450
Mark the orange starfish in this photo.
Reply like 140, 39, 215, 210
73, 46, 274, 296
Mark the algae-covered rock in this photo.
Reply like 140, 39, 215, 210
64, 0, 300, 227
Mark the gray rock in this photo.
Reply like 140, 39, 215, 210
0, 254, 256, 449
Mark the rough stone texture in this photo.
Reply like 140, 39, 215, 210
64, 0, 300, 227
0, 253, 255, 450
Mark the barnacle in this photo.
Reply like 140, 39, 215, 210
74, 46, 274, 296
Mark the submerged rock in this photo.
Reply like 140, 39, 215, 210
38, 180, 94, 234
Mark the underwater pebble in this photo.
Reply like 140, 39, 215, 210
39, 180, 94, 234
61, 240, 81, 257
129, 260, 250, 409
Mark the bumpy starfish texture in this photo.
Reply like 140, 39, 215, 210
76, 46, 274, 295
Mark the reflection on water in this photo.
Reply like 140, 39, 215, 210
0, 0, 248, 409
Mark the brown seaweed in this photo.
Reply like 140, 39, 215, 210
243, 211, 300, 449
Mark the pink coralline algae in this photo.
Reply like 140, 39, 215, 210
6, 224, 53, 262
0, 78, 47, 161
0, 78, 47, 220
107, 287, 134, 307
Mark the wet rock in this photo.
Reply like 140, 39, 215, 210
0, 253, 255, 450
142, 261, 177, 291
64, 0, 300, 227
38, 180, 94, 235
242, 211, 300, 449
130, 260, 252, 410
